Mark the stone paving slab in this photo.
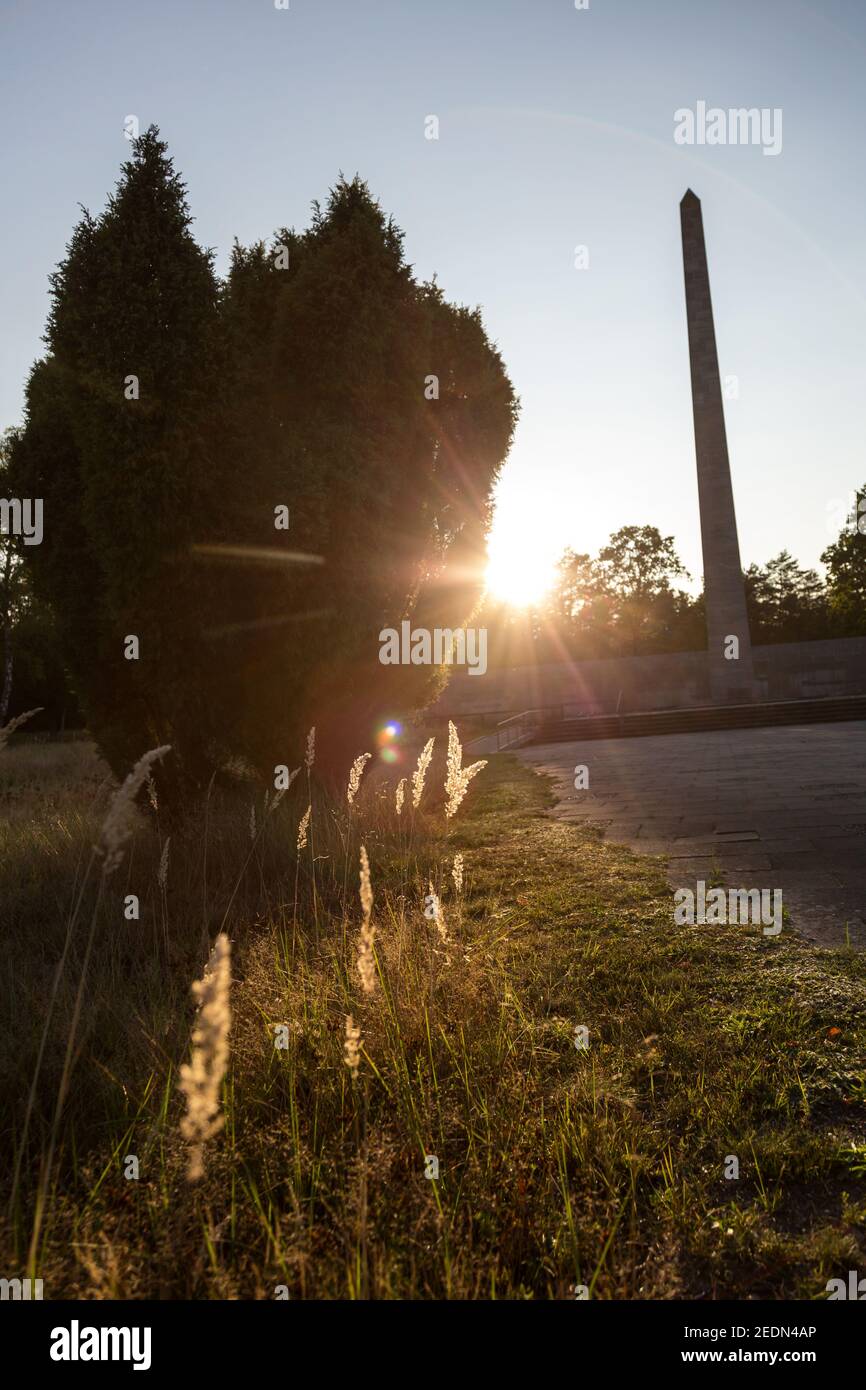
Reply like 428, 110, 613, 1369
519, 722, 866, 948
669, 853, 774, 874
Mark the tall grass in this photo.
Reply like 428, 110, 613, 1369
2, 731, 864, 1299
0, 724, 490, 1295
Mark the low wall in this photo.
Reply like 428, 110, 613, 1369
432, 636, 866, 719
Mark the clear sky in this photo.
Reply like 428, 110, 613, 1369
2, 0, 864, 601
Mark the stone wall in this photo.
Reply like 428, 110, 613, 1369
432, 636, 866, 721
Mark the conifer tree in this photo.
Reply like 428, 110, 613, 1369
218, 176, 517, 774
12, 128, 222, 792
13, 146, 517, 796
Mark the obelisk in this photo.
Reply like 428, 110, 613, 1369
680, 189, 755, 704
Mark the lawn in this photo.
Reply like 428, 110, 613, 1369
2, 740, 864, 1298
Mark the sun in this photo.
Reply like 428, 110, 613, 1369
484, 540, 557, 609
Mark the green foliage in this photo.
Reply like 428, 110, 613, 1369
591, 524, 690, 654
593, 523, 689, 601
744, 551, 829, 645
821, 484, 866, 636
215, 176, 517, 775
10, 133, 517, 793
534, 526, 700, 659
11, 129, 222, 788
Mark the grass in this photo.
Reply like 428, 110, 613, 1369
1, 739, 865, 1298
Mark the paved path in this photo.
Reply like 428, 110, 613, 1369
519, 722, 866, 949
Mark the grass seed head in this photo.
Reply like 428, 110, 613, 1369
347, 752, 372, 806
452, 851, 464, 894
178, 932, 232, 1182
411, 737, 435, 809
444, 721, 487, 819
99, 745, 171, 876
357, 845, 377, 994
344, 1014, 362, 1079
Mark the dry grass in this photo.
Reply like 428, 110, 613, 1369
0, 738, 107, 823
1, 738, 865, 1299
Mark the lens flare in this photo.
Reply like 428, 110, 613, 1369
376, 720, 402, 747
376, 720, 403, 762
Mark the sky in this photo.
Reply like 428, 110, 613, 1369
2, 0, 865, 603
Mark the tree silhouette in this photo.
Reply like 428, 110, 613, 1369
11, 136, 517, 794
822, 484, 866, 636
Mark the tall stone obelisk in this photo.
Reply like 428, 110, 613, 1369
680, 189, 755, 704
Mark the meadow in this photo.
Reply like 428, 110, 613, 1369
1, 729, 865, 1299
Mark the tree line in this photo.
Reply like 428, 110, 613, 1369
477, 511, 866, 668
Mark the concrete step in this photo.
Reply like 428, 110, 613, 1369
531, 695, 866, 744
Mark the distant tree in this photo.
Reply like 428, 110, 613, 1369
821, 484, 866, 636
543, 549, 612, 657
590, 525, 691, 655
744, 550, 830, 645
543, 527, 698, 658
549, 549, 595, 626
11, 137, 517, 794
594, 524, 688, 600
545, 529, 841, 659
